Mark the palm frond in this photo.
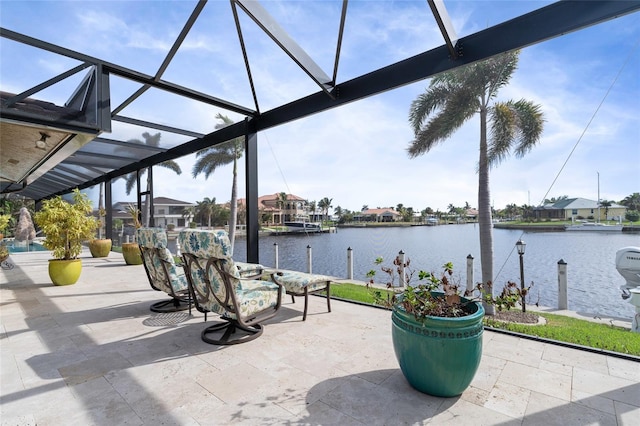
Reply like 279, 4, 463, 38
160, 160, 182, 175
487, 99, 544, 167
408, 88, 478, 158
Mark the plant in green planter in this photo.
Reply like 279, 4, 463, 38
121, 204, 143, 265
367, 256, 517, 398
33, 189, 98, 285
0, 214, 10, 262
0, 213, 10, 239
89, 206, 112, 258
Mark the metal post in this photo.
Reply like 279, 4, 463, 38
466, 254, 474, 293
398, 250, 405, 287
307, 245, 312, 273
273, 242, 279, 269
347, 247, 353, 280
519, 251, 526, 313
558, 259, 568, 310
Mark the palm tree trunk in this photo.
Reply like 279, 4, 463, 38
228, 155, 238, 252
478, 106, 495, 315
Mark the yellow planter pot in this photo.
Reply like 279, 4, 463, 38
48, 259, 82, 286
122, 243, 143, 265
89, 239, 112, 258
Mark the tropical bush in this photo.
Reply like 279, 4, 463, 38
33, 189, 98, 260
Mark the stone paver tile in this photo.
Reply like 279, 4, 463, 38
195, 361, 280, 404
573, 367, 640, 407
483, 333, 543, 368
484, 381, 530, 419
542, 343, 609, 374
607, 356, 640, 382
300, 401, 366, 425
470, 353, 507, 392
433, 397, 521, 425
58, 351, 133, 385
615, 400, 640, 426
320, 374, 444, 425
499, 359, 572, 401
105, 357, 221, 420
572, 389, 615, 415
523, 391, 617, 426
68, 376, 143, 425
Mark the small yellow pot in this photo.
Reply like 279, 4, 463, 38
89, 239, 112, 257
48, 259, 82, 286
122, 243, 143, 265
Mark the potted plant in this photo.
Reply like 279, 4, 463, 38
0, 213, 10, 240
89, 206, 112, 257
121, 204, 143, 265
33, 189, 98, 285
0, 214, 10, 262
367, 256, 518, 398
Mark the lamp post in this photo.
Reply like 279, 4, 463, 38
516, 239, 526, 312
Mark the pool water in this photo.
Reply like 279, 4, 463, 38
5, 242, 49, 253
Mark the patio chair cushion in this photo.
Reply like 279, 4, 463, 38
136, 227, 188, 294
179, 229, 280, 321
272, 270, 332, 294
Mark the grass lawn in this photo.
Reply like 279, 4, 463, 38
325, 282, 640, 356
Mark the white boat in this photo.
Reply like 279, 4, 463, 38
565, 222, 623, 231
284, 221, 322, 233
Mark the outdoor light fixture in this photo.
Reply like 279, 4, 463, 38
35, 132, 49, 150
516, 239, 526, 312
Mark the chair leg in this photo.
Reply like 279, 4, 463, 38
201, 319, 264, 345
302, 287, 309, 321
150, 297, 190, 313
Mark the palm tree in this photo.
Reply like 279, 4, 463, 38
192, 113, 244, 251
318, 197, 333, 223
120, 132, 182, 227
276, 192, 288, 224
408, 51, 544, 314
620, 192, 640, 211
195, 197, 217, 229
308, 200, 317, 221
599, 199, 612, 221
182, 205, 196, 227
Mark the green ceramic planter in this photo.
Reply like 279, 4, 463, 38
122, 243, 143, 265
89, 239, 112, 258
391, 293, 484, 397
48, 259, 82, 286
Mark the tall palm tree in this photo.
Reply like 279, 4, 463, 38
599, 200, 612, 221
318, 197, 333, 222
308, 200, 317, 221
192, 113, 244, 251
120, 132, 182, 227
195, 197, 217, 229
408, 51, 544, 314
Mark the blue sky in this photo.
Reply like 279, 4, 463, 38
1, 1, 639, 213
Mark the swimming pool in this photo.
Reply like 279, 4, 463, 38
5, 241, 49, 254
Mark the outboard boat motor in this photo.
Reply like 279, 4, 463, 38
616, 247, 640, 297
615, 246, 640, 333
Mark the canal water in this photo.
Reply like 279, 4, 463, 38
233, 225, 639, 319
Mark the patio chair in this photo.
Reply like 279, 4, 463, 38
179, 229, 283, 345
137, 227, 191, 313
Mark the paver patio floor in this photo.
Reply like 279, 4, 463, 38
1, 250, 638, 425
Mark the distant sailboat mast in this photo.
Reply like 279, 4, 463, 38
597, 171, 600, 223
